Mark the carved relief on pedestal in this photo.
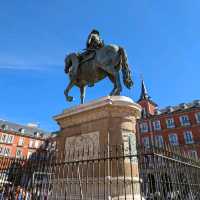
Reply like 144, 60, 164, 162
65, 131, 99, 161
122, 130, 138, 164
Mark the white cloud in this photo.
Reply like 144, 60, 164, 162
0, 64, 62, 71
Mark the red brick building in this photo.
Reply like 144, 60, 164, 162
0, 120, 51, 159
137, 80, 200, 160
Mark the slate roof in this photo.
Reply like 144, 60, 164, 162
0, 119, 50, 138
155, 100, 200, 116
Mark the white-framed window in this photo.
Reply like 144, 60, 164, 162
166, 118, 175, 128
6, 135, 14, 144
29, 140, 34, 148
18, 137, 24, 146
34, 140, 40, 148
40, 141, 46, 149
0, 146, 3, 155
141, 108, 147, 118
180, 115, 190, 126
0, 146, 11, 157
27, 151, 33, 159
0, 134, 7, 143
153, 120, 161, 131
142, 137, 150, 148
140, 122, 148, 133
16, 149, 23, 158
195, 112, 200, 124
168, 133, 179, 145
188, 150, 198, 160
4, 147, 11, 157
0, 134, 14, 144
184, 131, 193, 144
154, 135, 163, 147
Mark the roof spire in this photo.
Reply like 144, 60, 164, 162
137, 77, 158, 107
139, 75, 150, 101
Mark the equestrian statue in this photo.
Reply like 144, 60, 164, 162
64, 29, 133, 104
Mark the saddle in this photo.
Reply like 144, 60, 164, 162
76, 49, 96, 87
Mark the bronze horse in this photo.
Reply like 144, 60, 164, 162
64, 44, 133, 104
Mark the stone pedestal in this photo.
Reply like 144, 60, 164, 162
54, 96, 141, 151
53, 96, 142, 199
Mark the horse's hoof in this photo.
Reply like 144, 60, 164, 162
67, 96, 73, 102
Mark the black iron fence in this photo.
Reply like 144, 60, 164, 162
0, 144, 200, 199
139, 144, 200, 199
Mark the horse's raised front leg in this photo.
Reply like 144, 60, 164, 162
64, 80, 74, 102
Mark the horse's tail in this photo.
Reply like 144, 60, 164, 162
64, 53, 79, 75
64, 55, 70, 74
119, 47, 134, 89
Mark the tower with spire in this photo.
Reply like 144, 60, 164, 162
137, 79, 157, 118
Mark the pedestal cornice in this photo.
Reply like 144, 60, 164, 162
54, 96, 141, 128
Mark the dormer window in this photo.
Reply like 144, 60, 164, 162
19, 128, 25, 134
34, 132, 40, 137
180, 115, 190, 126
40, 133, 44, 138
155, 109, 161, 115
167, 106, 174, 113
1, 124, 8, 131
180, 103, 188, 109
193, 100, 200, 107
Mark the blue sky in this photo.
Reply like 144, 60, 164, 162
0, 0, 199, 131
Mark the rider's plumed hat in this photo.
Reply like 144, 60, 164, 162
90, 29, 100, 35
